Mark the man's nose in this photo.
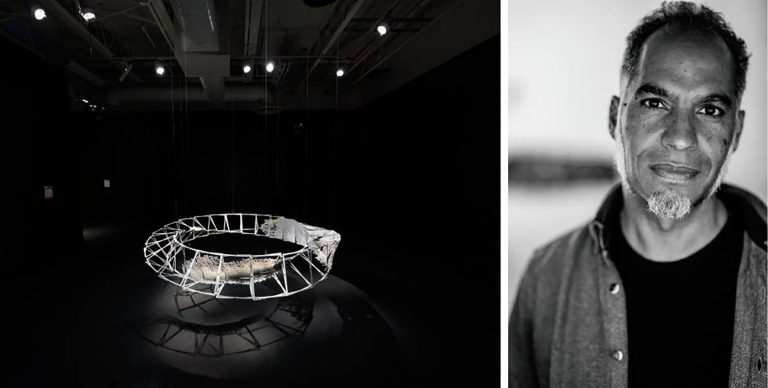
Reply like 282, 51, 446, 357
661, 109, 698, 151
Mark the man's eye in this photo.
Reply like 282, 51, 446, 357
640, 99, 667, 110
697, 105, 725, 117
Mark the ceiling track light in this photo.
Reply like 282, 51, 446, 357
376, 23, 389, 36
242, 62, 253, 74
336, 68, 345, 78
31, 6, 46, 21
154, 61, 166, 76
265, 61, 275, 73
80, 8, 96, 21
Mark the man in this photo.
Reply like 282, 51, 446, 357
509, 2, 766, 387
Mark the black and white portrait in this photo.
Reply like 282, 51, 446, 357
508, 1, 766, 386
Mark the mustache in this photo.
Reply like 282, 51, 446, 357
642, 148, 708, 168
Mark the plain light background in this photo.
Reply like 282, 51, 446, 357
508, 0, 767, 310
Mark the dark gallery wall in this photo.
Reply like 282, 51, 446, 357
1, 36, 80, 257
1, 35, 86, 387
3, 32, 499, 386
74, 110, 341, 231
337, 35, 500, 383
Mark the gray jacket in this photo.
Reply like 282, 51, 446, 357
509, 183, 767, 387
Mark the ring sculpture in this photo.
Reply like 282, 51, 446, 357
144, 213, 341, 301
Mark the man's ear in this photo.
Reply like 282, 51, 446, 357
731, 110, 745, 152
609, 96, 620, 140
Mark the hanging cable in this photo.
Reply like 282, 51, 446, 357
177, 59, 185, 217
264, 0, 269, 210
276, 86, 280, 200
231, 96, 235, 213
333, 21, 340, 224
262, 0, 269, 255
228, 6, 235, 213
171, 58, 178, 219
305, 55, 309, 222
184, 37, 189, 217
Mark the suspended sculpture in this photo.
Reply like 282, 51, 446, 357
144, 213, 341, 300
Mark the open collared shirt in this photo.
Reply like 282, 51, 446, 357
509, 183, 767, 387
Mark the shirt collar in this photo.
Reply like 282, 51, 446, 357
588, 183, 767, 254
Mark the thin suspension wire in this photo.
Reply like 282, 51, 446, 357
229, 6, 235, 213
170, 58, 178, 219
77, 0, 94, 58
305, 53, 309, 222
184, 38, 189, 217
231, 97, 235, 212
333, 23, 339, 224
264, 0, 269, 210
178, 63, 185, 217
276, 87, 280, 193
88, 20, 93, 57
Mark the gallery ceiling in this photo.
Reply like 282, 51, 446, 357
0, 0, 498, 111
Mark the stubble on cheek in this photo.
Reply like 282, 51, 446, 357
705, 134, 735, 199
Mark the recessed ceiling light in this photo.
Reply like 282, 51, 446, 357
336, 68, 345, 77
155, 62, 165, 76
243, 64, 252, 74
376, 24, 388, 36
80, 9, 96, 21
32, 7, 46, 21
265, 61, 275, 73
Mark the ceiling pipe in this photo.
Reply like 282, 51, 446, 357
146, 0, 231, 105
39, 0, 139, 84
344, 0, 404, 59
352, 0, 458, 85
199, 77, 226, 103
107, 86, 270, 105
98, 5, 155, 24
301, 0, 366, 85
346, 0, 425, 76
244, 0, 263, 57
146, 0, 177, 52
171, 0, 228, 107
242, 0, 263, 83
66, 61, 106, 88
39, 0, 113, 60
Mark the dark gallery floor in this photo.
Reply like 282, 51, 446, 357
68, 226, 408, 387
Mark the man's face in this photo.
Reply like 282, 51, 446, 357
612, 27, 744, 215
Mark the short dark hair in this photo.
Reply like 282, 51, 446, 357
622, 1, 750, 98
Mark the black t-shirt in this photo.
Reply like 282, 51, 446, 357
610, 199, 743, 388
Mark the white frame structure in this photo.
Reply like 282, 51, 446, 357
144, 213, 341, 301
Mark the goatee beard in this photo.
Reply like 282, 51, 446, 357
613, 127, 735, 220
647, 190, 692, 219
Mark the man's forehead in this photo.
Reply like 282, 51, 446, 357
628, 26, 736, 96
642, 26, 733, 64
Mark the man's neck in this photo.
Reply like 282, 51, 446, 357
620, 188, 728, 262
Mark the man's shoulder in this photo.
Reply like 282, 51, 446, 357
525, 221, 598, 279
720, 184, 767, 219
719, 184, 767, 251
